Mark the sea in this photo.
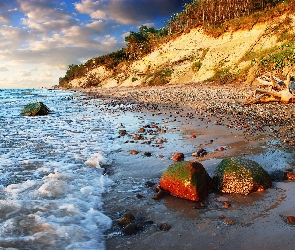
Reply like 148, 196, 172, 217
0, 88, 118, 250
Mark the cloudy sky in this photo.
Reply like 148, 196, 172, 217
0, 0, 187, 88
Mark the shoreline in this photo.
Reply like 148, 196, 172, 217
83, 84, 295, 249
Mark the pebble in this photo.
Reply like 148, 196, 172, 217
94, 84, 295, 148
172, 152, 184, 162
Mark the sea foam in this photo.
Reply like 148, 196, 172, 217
0, 89, 116, 249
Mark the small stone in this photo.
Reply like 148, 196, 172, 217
122, 223, 137, 235
143, 152, 152, 157
190, 135, 196, 138
224, 219, 235, 225
136, 194, 144, 199
219, 147, 225, 151
287, 216, 295, 224
158, 222, 171, 231
138, 128, 146, 133
286, 172, 295, 180
194, 202, 207, 209
172, 153, 184, 162
152, 187, 166, 200
118, 130, 127, 136
118, 212, 135, 228
156, 139, 164, 144
222, 201, 231, 209
145, 181, 155, 187
130, 150, 139, 155
133, 134, 143, 140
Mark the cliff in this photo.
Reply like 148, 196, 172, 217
62, 15, 295, 89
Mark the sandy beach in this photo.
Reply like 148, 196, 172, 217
86, 84, 295, 250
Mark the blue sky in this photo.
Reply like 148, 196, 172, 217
0, 0, 187, 88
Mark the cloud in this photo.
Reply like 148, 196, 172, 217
0, 66, 9, 71
18, 70, 31, 76
0, 0, 186, 88
75, 0, 185, 25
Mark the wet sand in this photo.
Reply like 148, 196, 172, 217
84, 84, 295, 250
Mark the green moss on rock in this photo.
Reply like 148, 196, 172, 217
20, 102, 50, 116
213, 157, 272, 195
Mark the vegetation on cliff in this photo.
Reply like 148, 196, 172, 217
59, 0, 295, 88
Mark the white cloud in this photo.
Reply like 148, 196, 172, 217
0, 66, 9, 71
18, 70, 31, 76
75, 0, 102, 14
0, 0, 184, 88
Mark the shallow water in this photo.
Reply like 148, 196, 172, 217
0, 89, 118, 249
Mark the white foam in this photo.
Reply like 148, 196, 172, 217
0, 89, 118, 249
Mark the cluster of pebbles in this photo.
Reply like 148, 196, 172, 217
88, 83, 295, 147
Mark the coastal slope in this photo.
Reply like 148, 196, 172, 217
65, 14, 295, 89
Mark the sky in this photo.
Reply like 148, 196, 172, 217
0, 0, 188, 89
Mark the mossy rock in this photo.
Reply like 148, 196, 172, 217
159, 161, 213, 201
20, 102, 50, 116
213, 157, 272, 195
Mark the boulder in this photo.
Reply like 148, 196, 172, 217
159, 161, 213, 201
213, 157, 272, 195
20, 102, 50, 116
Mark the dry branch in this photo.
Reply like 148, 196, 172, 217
245, 73, 295, 104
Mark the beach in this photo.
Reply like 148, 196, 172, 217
86, 83, 295, 250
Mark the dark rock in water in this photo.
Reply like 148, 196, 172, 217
269, 170, 287, 181
20, 102, 50, 116
143, 152, 152, 157
159, 161, 213, 201
118, 212, 135, 228
213, 157, 272, 195
122, 223, 138, 235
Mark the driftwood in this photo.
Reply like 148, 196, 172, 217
245, 73, 295, 104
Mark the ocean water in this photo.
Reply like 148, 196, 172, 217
0, 89, 118, 250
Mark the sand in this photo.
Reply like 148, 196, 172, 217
84, 84, 295, 250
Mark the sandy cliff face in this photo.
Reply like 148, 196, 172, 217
68, 17, 294, 88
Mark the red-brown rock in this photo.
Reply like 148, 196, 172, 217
287, 216, 295, 224
172, 153, 184, 162
286, 172, 295, 180
159, 161, 213, 201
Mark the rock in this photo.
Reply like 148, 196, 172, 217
213, 157, 272, 195
138, 127, 146, 133
287, 216, 295, 224
192, 149, 207, 157
145, 181, 155, 187
159, 161, 213, 201
152, 186, 167, 200
156, 139, 164, 144
158, 222, 171, 231
224, 218, 235, 225
269, 170, 286, 181
119, 130, 127, 136
143, 152, 152, 157
286, 172, 295, 180
20, 102, 50, 116
122, 223, 137, 235
222, 201, 231, 209
133, 134, 143, 140
118, 212, 135, 228
130, 150, 139, 155
172, 152, 184, 162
